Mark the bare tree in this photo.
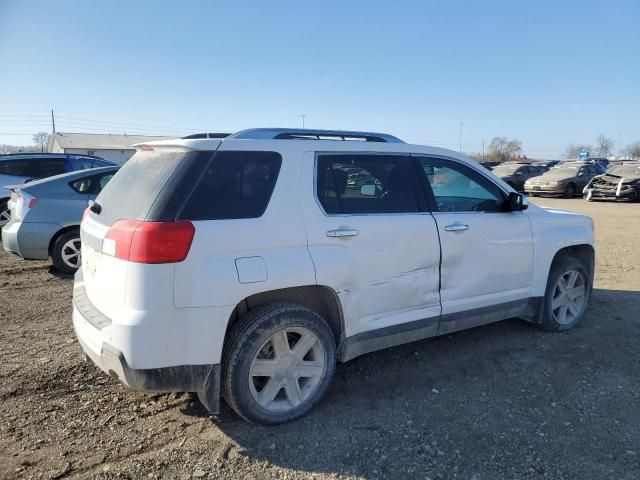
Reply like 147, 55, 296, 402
563, 143, 592, 159
624, 142, 640, 160
594, 135, 614, 157
486, 137, 522, 163
32, 132, 49, 153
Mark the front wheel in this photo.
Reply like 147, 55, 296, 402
221, 302, 336, 425
563, 183, 576, 198
540, 256, 590, 331
51, 230, 82, 274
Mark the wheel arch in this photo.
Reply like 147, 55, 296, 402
224, 285, 345, 353
550, 244, 595, 283
48, 224, 81, 256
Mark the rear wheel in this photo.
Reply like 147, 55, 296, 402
539, 256, 590, 331
0, 199, 10, 229
221, 302, 336, 425
51, 230, 82, 274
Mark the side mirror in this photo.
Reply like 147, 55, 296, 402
423, 165, 435, 176
507, 192, 528, 211
360, 184, 377, 197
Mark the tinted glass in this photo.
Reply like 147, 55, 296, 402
419, 158, 504, 212
95, 150, 190, 226
71, 178, 93, 193
98, 173, 115, 191
179, 151, 282, 220
0, 160, 28, 176
317, 154, 418, 214
32, 158, 68, 177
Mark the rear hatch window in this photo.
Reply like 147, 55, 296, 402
91, 150, 196, 226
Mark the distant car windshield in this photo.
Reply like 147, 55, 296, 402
550, 165, 580, 174
607, 165, 640, 177
492, 164, 521, 175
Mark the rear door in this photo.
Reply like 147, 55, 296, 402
302, 152, 441, 339
413, 156, 533, 332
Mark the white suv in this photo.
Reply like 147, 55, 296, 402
73, 128, 595, 424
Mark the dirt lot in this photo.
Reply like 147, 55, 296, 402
1, 198, 639, 480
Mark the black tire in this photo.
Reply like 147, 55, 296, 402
51, 229, 82, 274
0, 198, 10, 229
220, 302, 336, 425
562, 183, 576, 198
539, 256, 591, 332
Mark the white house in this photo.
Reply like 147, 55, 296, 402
47, 132, 172, 164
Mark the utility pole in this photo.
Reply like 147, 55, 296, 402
51, 109, 56, 133
482, 138, 485, 162
459, 121, 463, 153
299, 114, 306, 129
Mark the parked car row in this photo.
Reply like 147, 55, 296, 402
0, 153, 118, 272
487, 158, 639, 202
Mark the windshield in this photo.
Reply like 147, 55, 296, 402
549, 165, 580, 174
607, 165, 640, 177
492, 164, 521, 175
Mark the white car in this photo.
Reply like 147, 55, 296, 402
73, 128, 595, 424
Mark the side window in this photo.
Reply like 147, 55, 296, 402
418, 158, 505, 213
179, 151, 282, 220
70, 177, 93, 193
316, 154, 419, 214
98, 174, 115, 192
0, 160, 28, 176
30, 158, 67, 178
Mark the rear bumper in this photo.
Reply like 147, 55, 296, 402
72, 278, 221, 413
1, 220, 56, 260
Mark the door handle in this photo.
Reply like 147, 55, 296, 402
444, 223, 469, 232
326, 229, 359, 238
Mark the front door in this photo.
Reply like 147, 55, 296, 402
301, 152, 442, 340
413, 156, 534, 333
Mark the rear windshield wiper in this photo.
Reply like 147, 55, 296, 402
88, 200, 102, 215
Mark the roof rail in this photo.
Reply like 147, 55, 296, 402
228, 128, 404, 143
182, 133, 232, 139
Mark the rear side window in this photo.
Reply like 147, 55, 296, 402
0, 160, 27, 176
317, 154, 419, 214
33, 158, 68, 177
179, 151, 282, 220
95, 151, 190, 225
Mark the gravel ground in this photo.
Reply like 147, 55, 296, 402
1, 198, 639, 480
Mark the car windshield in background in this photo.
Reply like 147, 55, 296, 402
607, 165, 640, 177
550, 166, 580, 174
492, 165, 521, 175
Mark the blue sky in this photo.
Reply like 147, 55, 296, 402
1, 0, 638, 157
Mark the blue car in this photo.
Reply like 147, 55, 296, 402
2, 166, 119, 273
0, 153, 116, 228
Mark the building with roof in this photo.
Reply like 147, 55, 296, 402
47, 132, 172, 164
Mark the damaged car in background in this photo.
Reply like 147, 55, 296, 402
584, 163, 640, 202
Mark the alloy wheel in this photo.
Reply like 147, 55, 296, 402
248, 327, 326, 413
551, 269, 586, 325
61, 238, 82, 269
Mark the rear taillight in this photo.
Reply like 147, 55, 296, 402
13, 192, 38, 221
103, 220, 195, 264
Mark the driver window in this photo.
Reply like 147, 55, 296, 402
419, 159, 504, 213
